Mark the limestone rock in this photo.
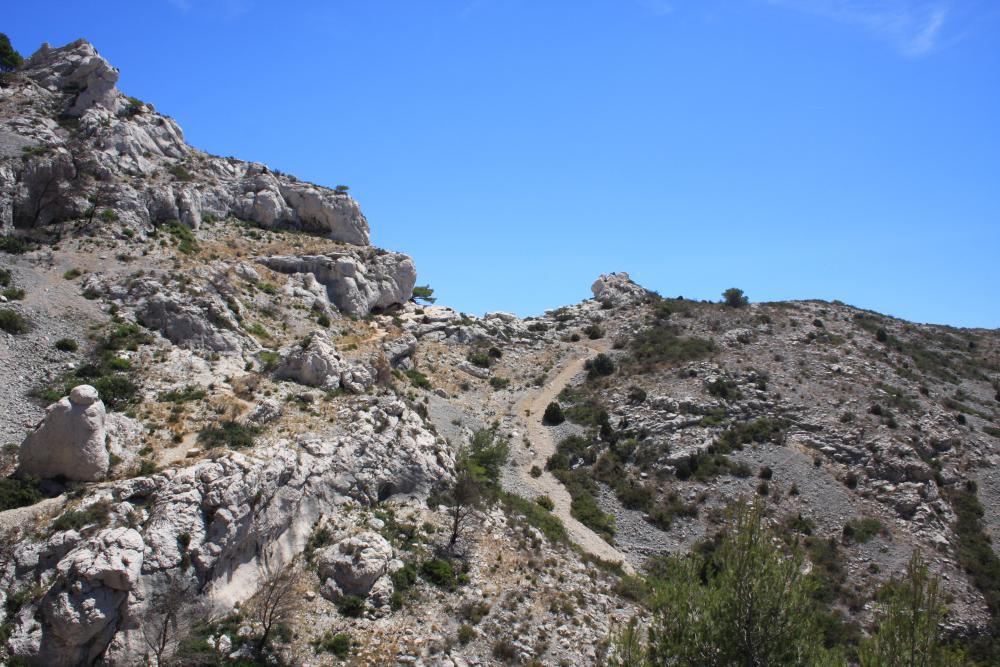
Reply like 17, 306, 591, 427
275, 332, 345, 390
24, 40, 120, 116
257, 250, 416, 316
316, 532, 393, 601
17, 385, 110, 482
590, 272, 648, 306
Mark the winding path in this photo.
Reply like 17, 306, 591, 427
510, 343, 634, 573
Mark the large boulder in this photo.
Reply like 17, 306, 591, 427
591, 272, 649, 306
23, 39, 121, 116
258, 250, 416, 317
315, 532, 393, 601
274, 332, 373, 394
17, 385, 111, 482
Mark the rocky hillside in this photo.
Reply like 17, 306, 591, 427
1, 39, 999, 666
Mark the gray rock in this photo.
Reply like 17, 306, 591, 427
17, 385, 110, 482
316, 532, 393, 601
590, 272, 648, 306
257, 250, 416, 316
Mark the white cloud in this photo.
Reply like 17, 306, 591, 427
769, 0, 951, 56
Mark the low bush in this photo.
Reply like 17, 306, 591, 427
337, 595, 365, 617
0, 308, 28, 334
197, 421, 258, 449
420, 557, 457, 589
54, 338, 78, 352
0, 236, 30, 254
583, 323, 605, 340
536, 494, 555, 511
312, 630, 351, 656
405, 369, 431, 389
489, 376, 510, 390
51, 499, 112, 534
842, 517, 884, 544
0, 476, 43, 511
626, 323, 715, 371
585, 353, 615, 379
542, 402, 564, 426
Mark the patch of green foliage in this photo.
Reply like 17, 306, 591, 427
0, 308, 28, 334
162, 219, 198, 255
159, 386, 207, 403
54, 338, 78, 352
500, 491, 568, 543
626, 323, 715, 372
715, 418, 786, 452
51, 499, 112, 534
312, 630, 351, 657
944, 482, 1000, 661
489, 376, 510, 390
0, 236, 30, 254
842, 517, 885, 544
553, 467, 615, 541
405, 369, 431, 389
420, 557, 457, 589
542, 401, 565, 425
0, 475, 43, 511
197, 421, 258, 449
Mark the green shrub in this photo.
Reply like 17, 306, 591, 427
489, 376, 510, 390
163, 220, 197, 255
51, 500, 112, 533
499, 492, 567, 543
553, 468, 615, 541
536, 495, 555, 511
842, 517, 884, 544
0, 33, 24, 72
258, 281, 277, 295
457, 624, 476, 645
405, 369, 431, 389
159, 386, 207, 403
585, 353, 615, 379
530, 465, 542, 478
542, 402, 565, 425
627, 323, 715, 371
0, 236, 30, 254
63, 268, 82, 280
468, 349, 492, 368
0, 268, 9, 287
420, 558, 457, 589
197, 421, 258, 449
583, 323, 605, 340
0, 476, 43, 511
312, 630, 351, 656
0, 308, 28, 334
2, 287, 24, 300
707, 378, 742, 401
337, 595, 365, 617
722, 287, 749, 308
54, 338, 78, 352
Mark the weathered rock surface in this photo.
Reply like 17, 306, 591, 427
275, 331, 373, 393
17, 385, 111, 482
316, 532, 393, 601
2, 40, 370, 244
590, 272, 648, 306
258, 251, 416, 316
2, 398, 452, 664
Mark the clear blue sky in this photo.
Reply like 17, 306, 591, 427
6, 1, 1000, 327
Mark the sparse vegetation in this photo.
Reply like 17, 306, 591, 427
0, 308, 28, 334
197, 421, 258, 449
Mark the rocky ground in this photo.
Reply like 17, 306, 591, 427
1, 38, 999, 667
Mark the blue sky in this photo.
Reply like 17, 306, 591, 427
6, 1, 1000, 327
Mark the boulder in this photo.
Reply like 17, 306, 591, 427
590, 272, 648, 306
274, 332, 373, 394
257, 251, 416, 317
17, 385, 111, 482
316, 532, 393, 601
24, 40, 120, 116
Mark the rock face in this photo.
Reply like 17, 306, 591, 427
316, 532, 394, 602
590, 272, 648, 306
2, 39, 370, 244
275, 332, 373, 393
8, 527, 145, 666
17, 385, 111, 482
258, 251, 416, 316
24, 40, 120, 116
2, 398, 452, 664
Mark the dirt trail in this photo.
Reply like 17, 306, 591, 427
510, 344, 634, 573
